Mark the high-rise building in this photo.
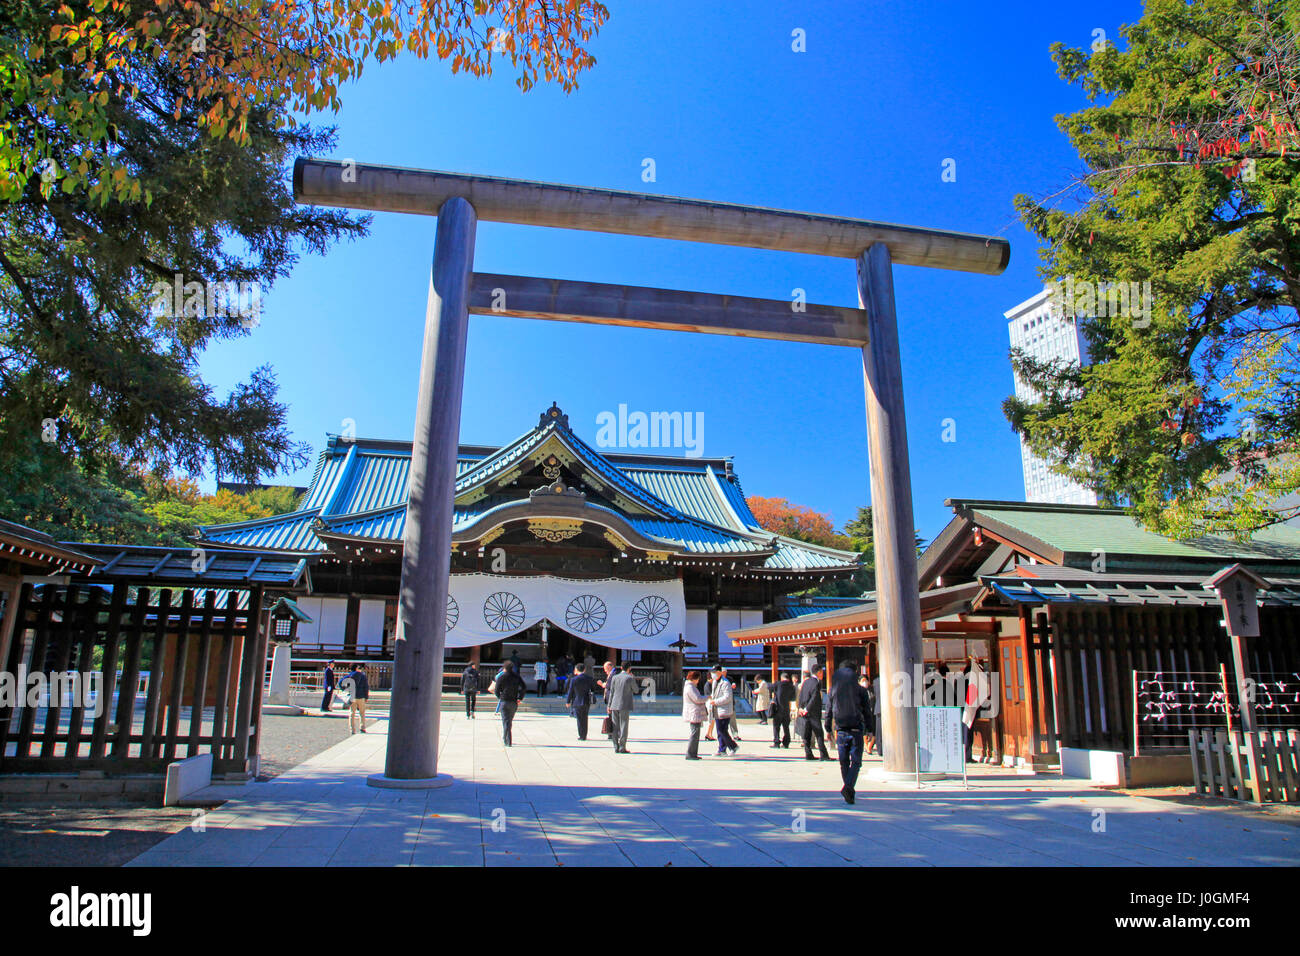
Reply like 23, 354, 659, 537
1005, 289, 1098, 506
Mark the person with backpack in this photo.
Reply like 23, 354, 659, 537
825, 659, 872, 804
493, 660, 527, 746
339, 663, 370, 735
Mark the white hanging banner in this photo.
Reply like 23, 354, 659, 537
443, 573, 686, 650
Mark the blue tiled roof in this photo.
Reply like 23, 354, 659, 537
772, 595, 871, 620
198, 407, 859, 572
201, 510, 326, 552
765, 537, 858, 571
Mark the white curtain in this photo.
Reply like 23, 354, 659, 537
442, 573, 686, 650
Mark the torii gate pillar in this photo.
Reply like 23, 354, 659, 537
858, 243, 924, 774
368, 197, 476, 788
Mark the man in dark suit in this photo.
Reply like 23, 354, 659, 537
320, 660, 336, 712
770, 673, 796, 748
607, 663, 640, 754
565, 662, 597, 740
798, 665, 831, 760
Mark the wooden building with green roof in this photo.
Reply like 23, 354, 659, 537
731, 498, 1300, 779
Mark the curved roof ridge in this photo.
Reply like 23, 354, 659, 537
199, 507, 323, 535
769, 531, 860, 561
704, 464, 751, 532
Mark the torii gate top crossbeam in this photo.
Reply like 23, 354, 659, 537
293, 158, 1009, 275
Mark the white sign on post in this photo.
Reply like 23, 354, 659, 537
917, 706, 965, 776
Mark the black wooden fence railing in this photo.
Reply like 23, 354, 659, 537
0, 582, 267, 776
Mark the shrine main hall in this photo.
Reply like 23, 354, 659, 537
197, 404, 859, 680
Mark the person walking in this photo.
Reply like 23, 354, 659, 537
770, 673, 795, 748
494, 660, 527, 746
682, 671, 708, 760
721, 667, 742, 740
870, 673, 884, 758
963, 658, 990, 763
825, 659, 872, 804
709, 665, 739, 756
340, 663, 370, 734
606, 663, 639, 754
534, 657, 548, 696
861, 672, 877, 755
798, 666, 832, 761
703, 671, 717, 741
753, 674, 772, 725
320, 660, 336, 712
461, 662, 480, 718
597, 660, 616, 740
565, 662, 596, 740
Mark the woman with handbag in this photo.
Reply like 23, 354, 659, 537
753, 675, 771, 725
703, 672, 717, 740
682, 671, 708, 760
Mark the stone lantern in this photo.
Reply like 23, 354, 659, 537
265, 597, 312, 715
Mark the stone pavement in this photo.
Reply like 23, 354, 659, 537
127, 712, 1299, 867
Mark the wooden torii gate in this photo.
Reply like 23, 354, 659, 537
293, 158, 1009, 786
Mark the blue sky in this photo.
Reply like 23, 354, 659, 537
196, 0, 1143, 543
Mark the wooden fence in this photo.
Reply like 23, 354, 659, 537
1189, 728, 1300, 803
1048, 605, 1299, 753
0, 582, 267, 776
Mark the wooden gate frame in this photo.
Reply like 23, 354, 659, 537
293, 159, 1010, 783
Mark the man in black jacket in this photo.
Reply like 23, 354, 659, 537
770, 673, 795, 748
461, 663, 480, 719
494, 661, 527, 746
565, 662, 597, 740
798, 666, 831, 761
825, 660, 872, 804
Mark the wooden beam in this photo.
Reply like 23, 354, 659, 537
294, 158, 1010, 275
469, 273, 870, 346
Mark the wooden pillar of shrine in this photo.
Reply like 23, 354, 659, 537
858, 242, 924, 774
372, 197, 476, 787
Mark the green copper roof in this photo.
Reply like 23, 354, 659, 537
946, 499, 1300, 567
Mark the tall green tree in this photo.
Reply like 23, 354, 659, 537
1009, 0, 1300, 537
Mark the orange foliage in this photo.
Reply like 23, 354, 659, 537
11, 1, 607, 202
745, 496, 846, 549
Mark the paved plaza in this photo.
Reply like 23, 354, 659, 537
127, 713, 1299, 867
